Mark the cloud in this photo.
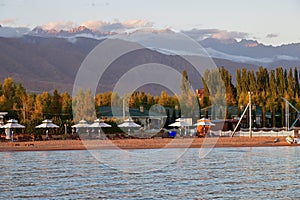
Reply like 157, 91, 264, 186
181, 28, 220, 40
80, 20, 107, 30
41, 20, 76, 30
182, 28, 249, 41
39, 19, 153, 32
0, 18, 18, 25
211, 30, 248, 40
80, 19, 153, 32
266, 33, 278, 38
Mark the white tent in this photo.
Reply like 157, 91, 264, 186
35, 119, 59, 139
194, 118, 215, 126
72, 120, 89, 128
72, 120, 90, 137
89, 119, 111, 128
2, 119, 25, 129
89, 119, 111, 136
169, 121, 190, 127
2, 119, 25, 141
118, 118, 141, 135
36, 119, 59, 128
193, 121, 215, 126
118, 118, 141, 128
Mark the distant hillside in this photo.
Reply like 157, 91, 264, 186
200, 38, 300, 67
0, 36, 100, 93
0, 35, 261, 94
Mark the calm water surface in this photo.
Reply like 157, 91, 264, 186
0, 147, 299, 199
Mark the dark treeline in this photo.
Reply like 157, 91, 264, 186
0, 66, 300, 132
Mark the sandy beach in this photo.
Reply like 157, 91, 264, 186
0, 136, 298, 152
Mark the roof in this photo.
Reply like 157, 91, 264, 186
98, 106, 167, 118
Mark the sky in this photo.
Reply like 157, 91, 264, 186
0, 0, 299, 46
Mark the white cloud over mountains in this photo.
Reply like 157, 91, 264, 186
182, 28, 249, 41
81, 19, 153, 32
1, 18, 250, 42
40, 19, 153, 32
0, 18, 18, 25
41, 20, 75, 30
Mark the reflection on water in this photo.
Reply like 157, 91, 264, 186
0, 147, 299, 199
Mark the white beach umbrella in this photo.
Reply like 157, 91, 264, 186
169, 118, 192, 136
118, 118, 141, 128
35, 119, 59, 128
169, 121, 190, 127
2, 119, 25, 129
71, 119, 89, 128
35, 119, 59, 139
89, 119, 112, 128
2, 119, 25, 142
118, 118, 141, 134
72, 120, 90, 137
193, 121, 215, 126
194, 117, 215, 126
89, 119, 111, 136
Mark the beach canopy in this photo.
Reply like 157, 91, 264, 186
35, 119, 59, 128
169, 117, 192, 127
118, 118, 141, 128
89, 119, 111, 136
72, 120, 90, 128
193, 121, 215, 126
169, 121, 190, 127
2, 119, 25, 129
194, 118, 215, 126
89, 119, 111, 128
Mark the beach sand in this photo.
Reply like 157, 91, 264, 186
0, 136, 298, 152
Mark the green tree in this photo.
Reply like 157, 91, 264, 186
1, 77, 16, 110
180, 70, 199, 118
34, 92, 51, 119
73, 88, 95, 122
61, 92, 72, 119
50, 89, 62, 117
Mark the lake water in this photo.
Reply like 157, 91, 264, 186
0, 147, 299, 199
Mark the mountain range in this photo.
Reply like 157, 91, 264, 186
0, 25, 299, 94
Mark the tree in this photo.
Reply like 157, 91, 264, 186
61, 92, 72, 119
180, 70, 199, 118
14, 83, 27, 121
34, 92, 51, 119
294, 68, 300, 98
50, 89, 62, 117
111, 92, 122, 107
1, 77, 16, 110
73, 88, 95, 122
203, 69, 226, 119
95, 91, 112, 107
220, 67, 236, 105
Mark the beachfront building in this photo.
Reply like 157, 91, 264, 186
97, 106, 168, 130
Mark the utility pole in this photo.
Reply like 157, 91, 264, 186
285, 100, 289, 131
248, 91, 252, 138
123, 98, 125, 120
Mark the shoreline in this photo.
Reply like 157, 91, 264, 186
0, 136, 299, 152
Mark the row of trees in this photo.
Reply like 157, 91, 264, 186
1, 66, 300, 132
217, 66, 300, 127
